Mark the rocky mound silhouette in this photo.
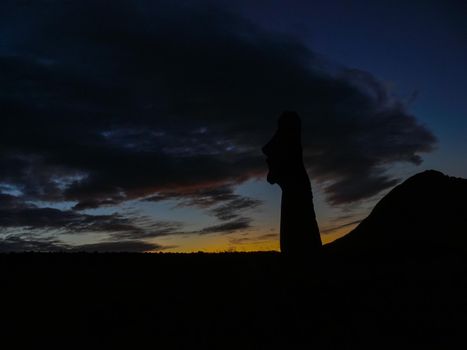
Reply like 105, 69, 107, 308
327, 170, 467, 260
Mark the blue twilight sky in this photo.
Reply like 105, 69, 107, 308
0, 0, 465, 252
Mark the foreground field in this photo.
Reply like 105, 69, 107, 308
2, 251, 466, 348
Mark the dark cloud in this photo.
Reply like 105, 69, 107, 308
110, 221, 183, 240
320, 220, 363, 235
197, 217, 252, 235
0, 0, 436, 240
0, 194, 177, 252
257, 233, 279, 240
0, 193, 22, 209
0, 195, 182, 250
0, 236, 68, 252
0, 198, 141, 234
146, 185, 262, 221
229, 232, 278, 245
145, 186, 239, 208
210, 197, 262, 221
0, 235, 168, 252
322, 170, 400, 204
70, 240, 170, 253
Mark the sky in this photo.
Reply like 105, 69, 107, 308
0, 0, 466, 252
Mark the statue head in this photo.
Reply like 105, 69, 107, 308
262, 111, 304, 188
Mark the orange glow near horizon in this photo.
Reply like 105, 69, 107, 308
146, 223, 356, 253
156, 232, 280, 253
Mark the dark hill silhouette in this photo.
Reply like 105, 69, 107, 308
326, 170, 467, 260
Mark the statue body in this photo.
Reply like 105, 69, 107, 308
262, 111, 322, 256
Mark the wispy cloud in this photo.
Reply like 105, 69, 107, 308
320, 220, 363, 235
197, 217, 252, 235
0, 235, 170, 253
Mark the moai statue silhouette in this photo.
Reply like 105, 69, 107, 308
262, 111, 322, 257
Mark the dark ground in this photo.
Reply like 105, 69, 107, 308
2, 251, 466, 349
